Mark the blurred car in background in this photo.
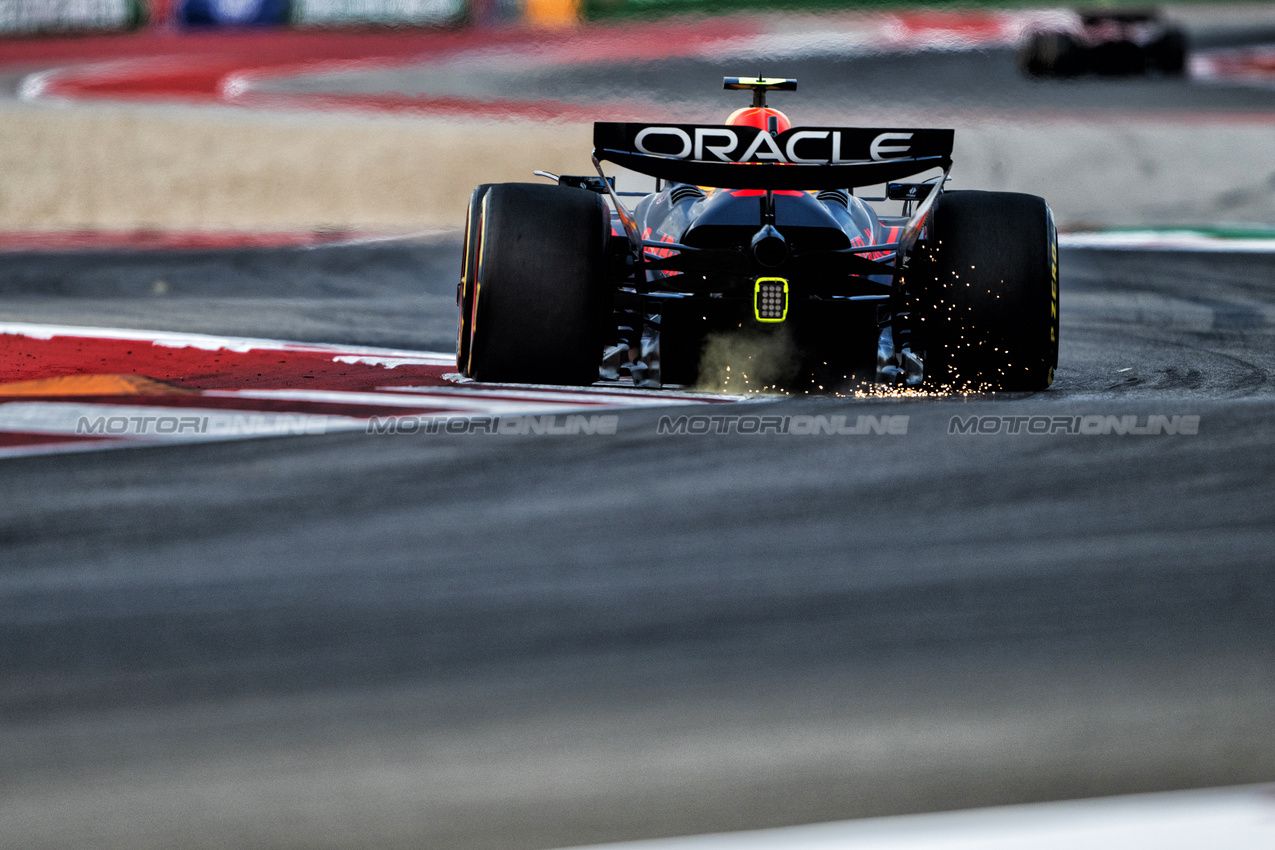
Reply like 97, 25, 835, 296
1018, 8, 1188, 77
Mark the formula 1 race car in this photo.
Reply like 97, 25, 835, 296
457, 76, 1059, 393
1018, 8, 1188, 77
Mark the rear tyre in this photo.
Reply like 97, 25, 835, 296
1017, 32, 1051, 76
457, 183, 493, 376
1019, 31, 1085, 77
1148, 27, 1188, 75
905, 191, 1059, 391
467, 182, 609, 386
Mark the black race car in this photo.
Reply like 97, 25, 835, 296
457, 77, 1058, 393
1018, 8, 1188, 77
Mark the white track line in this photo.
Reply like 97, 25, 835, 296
0, 401, 366, 440
1060, 231, 1275, 252
555, 784, 1275, 850
0, 321, 456, 361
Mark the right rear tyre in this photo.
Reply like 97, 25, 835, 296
1148, 27, 1188, 75
905, 190, 1059, 391
467, 182, 609, 386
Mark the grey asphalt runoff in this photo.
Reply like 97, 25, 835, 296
0, 236, 463, 351
0, 238, 1272, 850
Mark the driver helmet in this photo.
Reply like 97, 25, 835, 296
725, 106, 792, 135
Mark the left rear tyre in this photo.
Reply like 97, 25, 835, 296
467, 183, 609, 386
1019, 31, 1085, 76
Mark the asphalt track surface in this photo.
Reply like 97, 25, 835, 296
1, 236, 1274, 849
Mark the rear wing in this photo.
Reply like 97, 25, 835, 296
593, 122, 954, 191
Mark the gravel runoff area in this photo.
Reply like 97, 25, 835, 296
1, 100, 1274, 232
